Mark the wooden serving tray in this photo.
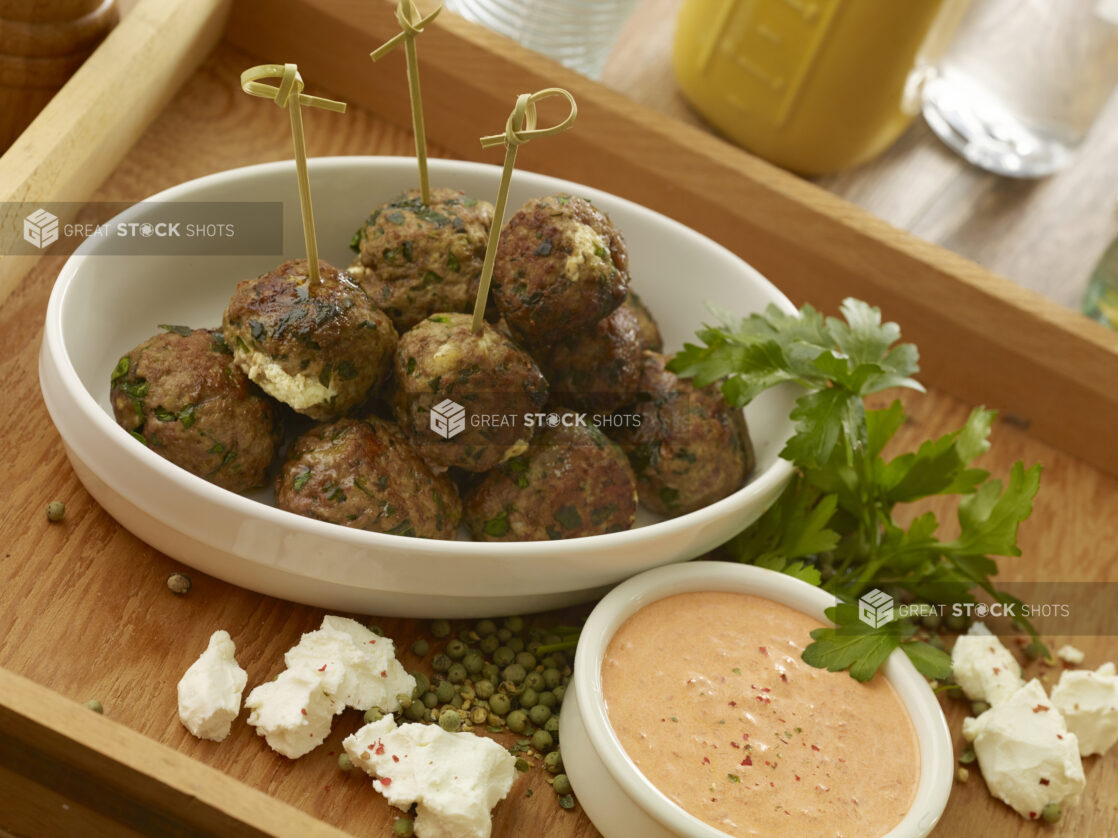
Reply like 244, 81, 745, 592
2, 1, 1118, 836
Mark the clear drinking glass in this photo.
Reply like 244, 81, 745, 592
922, 0, 1118, 177
444, 0, 643, 79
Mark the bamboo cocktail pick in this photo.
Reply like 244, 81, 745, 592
471, 88, 578, 334
241, 64, 346, 284
370, 0, 443, 206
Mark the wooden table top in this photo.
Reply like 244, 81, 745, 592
602, 0, 1118, 312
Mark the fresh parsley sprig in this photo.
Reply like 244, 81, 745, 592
669, 299, 1043, 682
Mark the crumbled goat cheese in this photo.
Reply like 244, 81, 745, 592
1051, 662, 1118, 757
242, 350, 334, 410
285, 616, 415, 712
951, 621, 1024, 707
343, 716, 518, 838
177, 630, 247, 742
963, 679, 1085, 819
1056, 645, 1086, 665
244, 665, 344, 759
562, 223, 608, 281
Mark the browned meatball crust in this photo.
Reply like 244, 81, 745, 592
110, 327, 281, 492
463, 412, 637, 541
537, 304, 641, 415
612, 351, 754, 516
348, 189, 494, 331
492, 194, 629, 347
624, 289, 663, 352
393, 313, 548, 472
275, 416, 461, 539
222, 259, 397, 421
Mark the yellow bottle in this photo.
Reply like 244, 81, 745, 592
673, 0, 968, 175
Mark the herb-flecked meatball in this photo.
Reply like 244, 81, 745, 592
612, 352, 754, 516
348, 188, 494, 331
492, 194, 629, 347
464, 411, 637, 541
276, 416, 461, 539
222, 259, 397, 421
624, 289, 663, 352
109, 326, 281, 492
538, 304, 641, 415
393, 313, 548, 472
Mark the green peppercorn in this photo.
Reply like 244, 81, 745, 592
435, 680, 456, 703
503, 663, 527, 684
411, 672, 430, 698
367, 625, 384, 637
493, 646, 515, 667
553, 773, 572, 795
439, 709, 461, 731
516, 651, 537, 670
551, 684, 566, 703
542, 633, 562, 646
422, 691, 439, 708
447, 662, 468, 683
481, 663, 500, 683
537, 690, 557, 709
558, 794, 575, 810
84, 699, 103, 714
1041, 803, 1061, 824
475, 619, 497, 636
411, 638, 430, 657
489, 693, 511, 716
479, 635, 500, 655
462, 653, 484, 674
432, 653, 452, 672
338, 752, 353, 771
507, 637, 525, 653
364, 707, 384, 724
504, 616, 525, 633
532, 729, 554, 752
543, 750, 564, 774
46, 500, 66, 523
446, 639, 467, 660
475, 679, 495, 700
529, 704, 552, 725
525, 671, 546, 691
970, 701, 991, 717
450, 693, 464, 708
497, 627, 513, 643
959, 746, 977, 765
471, 705, 488, 725
920, 612, 942, 631
393, 817, 415, 837
944, 613, 969, 632
519, 688, 539, 709
507, 709, 528, 733
430, 619, 451, 638
543, 668, 562, 690
542, 653, 567, 669
926, 633, 946, 651
404, 702, 427, 722
166, 572, 192, 595
459, 684, 477, 702
545, 716, 560, 734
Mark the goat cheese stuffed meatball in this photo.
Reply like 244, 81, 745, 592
223, 258, 396, 421
110, 326, 281, 492
393, 313, 548, 472
623, 289, 663, 352
348, 189, 494, 331
612, 351, 754, 516
492, 194, 629, 347
276, 416, 461, 539
464, 411, 637, 541
537, 304, 641, 415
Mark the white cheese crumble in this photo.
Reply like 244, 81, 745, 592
177, 630, 247, 742
951, 622, 1024, 708
1050, 662, 1118, 757
244, 665, 345, 759
343, 716, 518, 838
562, 223, 608, 281
1056, 645, 1086, 665
285, 616, 415, 712
962, 679, 1085, 819
242, 349, 335, 410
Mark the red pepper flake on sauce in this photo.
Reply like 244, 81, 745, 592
759, 646, 768, 656
318, 664, 327, 672
380, 670, 388, 678
742, 756, 752, 766
300, 708, 307, 716
392, 755, 400, 763
1033, 704, 1050, 713
702, 757, 711, 766
380, 777, 392, 787
811, 744, 820, 751
1039, 778, 1050, 785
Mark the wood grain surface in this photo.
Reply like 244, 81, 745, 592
601, 0, 1118, 312
0, 15, 1117, 838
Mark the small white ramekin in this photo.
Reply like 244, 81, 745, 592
560, 562, 953, 838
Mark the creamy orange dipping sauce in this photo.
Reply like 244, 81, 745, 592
602, 592, 919, 838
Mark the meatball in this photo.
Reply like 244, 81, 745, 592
464, 411, 637, 541
537, 304, 641, 415
223, 259, 397, 421
393, 313, 548, 472
612, 351, 754, 516
624, 289, 663, 352
492, 194, 629, 347
109, 326, 281, 492
348, 188, 494, 331
276, 416, 461, 539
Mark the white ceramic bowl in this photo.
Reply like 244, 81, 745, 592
39, 157, 798, 616
561, 562, 953, 838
